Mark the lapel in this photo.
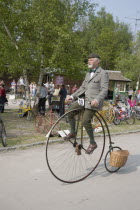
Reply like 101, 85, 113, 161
88, 66, 101, 83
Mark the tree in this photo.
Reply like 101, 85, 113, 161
0, 0, 94, 79
77, 7, 133, 70
114, 52, 140, 88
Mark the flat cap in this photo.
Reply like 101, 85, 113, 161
88, 53, 100, 59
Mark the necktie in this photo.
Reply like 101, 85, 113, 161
89, 69, 96, 73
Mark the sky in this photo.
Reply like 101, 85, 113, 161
90, 0, 140, 35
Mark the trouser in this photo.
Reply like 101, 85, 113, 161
59, 97, 65, 116
68, 101, 97, 144
128, 95, 132, 100
38, 97, 46, 113
0, 97, 5, 113
48, 94, 53, 106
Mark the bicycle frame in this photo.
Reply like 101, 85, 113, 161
65, 108, 113, 153
46, 107, 124, 183
114, 106, 128, 120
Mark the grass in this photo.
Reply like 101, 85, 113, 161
0, 109, 46, 147
0, 109, 140, 148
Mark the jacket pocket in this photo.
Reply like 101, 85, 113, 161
94, 77, 100, 83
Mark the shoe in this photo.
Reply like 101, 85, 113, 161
86, 143, 97, 154
64, 133, 75, 140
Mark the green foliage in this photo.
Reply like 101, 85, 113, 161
0, 0, 139, 86
0, 0, 93, 80
78, 7, 133, 70
114, 52, 140, 87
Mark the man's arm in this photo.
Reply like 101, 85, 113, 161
71, 73, 88, 99
95, 71, 109, 103
91, 70, 109, 107
66, 73, 88, 101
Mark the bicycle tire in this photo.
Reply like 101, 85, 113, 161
46, 108, 105, 183
44, 111, 60, 136
92, 101, 115, 127
35, 115, 46, 133
11, 98, 17, 104
104, 146, 122, 173
98, 101, 115, 124
126, 116, 135, 125
0, 120, 7, 147
113, 117, 121, 125
136, 114, 140, 120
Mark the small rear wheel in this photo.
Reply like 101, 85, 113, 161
104, 146, 122, 173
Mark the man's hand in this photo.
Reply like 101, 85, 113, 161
91, 99, 99, 107
65, 95, 73, 102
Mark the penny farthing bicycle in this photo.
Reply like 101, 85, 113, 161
46, 108, 123, 183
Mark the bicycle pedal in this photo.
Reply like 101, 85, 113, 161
85, 151, 93, 155
75, 144, 81, 155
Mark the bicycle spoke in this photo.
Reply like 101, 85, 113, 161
46, 109, 105, 183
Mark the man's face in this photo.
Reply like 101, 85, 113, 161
88, 58, 99, 69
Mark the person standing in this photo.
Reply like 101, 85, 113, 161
0, 80, 4, 86
53, 85, 60, 97
38, 83, 48, 115
64, 53, 109, 154
137, 90, 140, 101
19, 76, 25, 97
59, 84, 67, 116
0, 84, 6, 113
71, 84, 78, 94
128, 87, 133, 100
114, 84, 120, 105
11, 80, 16, 94
32, 82, 37, 98
48, 83, 55, 107
29, 82, 34, 97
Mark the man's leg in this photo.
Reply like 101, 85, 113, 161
0, 98, 3, 113
59, 98, 64, 116
83, 109, 97, 154
42, 98, 46, 112
64, 101, 82, 140
38, 98, 42, 113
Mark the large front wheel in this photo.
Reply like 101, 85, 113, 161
46, 109, 106, 183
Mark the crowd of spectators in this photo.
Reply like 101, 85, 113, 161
2, 76, 140, 116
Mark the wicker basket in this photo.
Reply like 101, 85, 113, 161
110, 150, 129, 167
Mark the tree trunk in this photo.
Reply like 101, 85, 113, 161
23, 69, 30, 105
32, 54, 45, 115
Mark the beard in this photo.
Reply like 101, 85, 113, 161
88, 64, 93, 69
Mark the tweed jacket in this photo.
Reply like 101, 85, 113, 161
71, 66, 109, 110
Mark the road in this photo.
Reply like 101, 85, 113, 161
0, 132, 140, 210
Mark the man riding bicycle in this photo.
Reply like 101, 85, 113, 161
64, 53, 109, 154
